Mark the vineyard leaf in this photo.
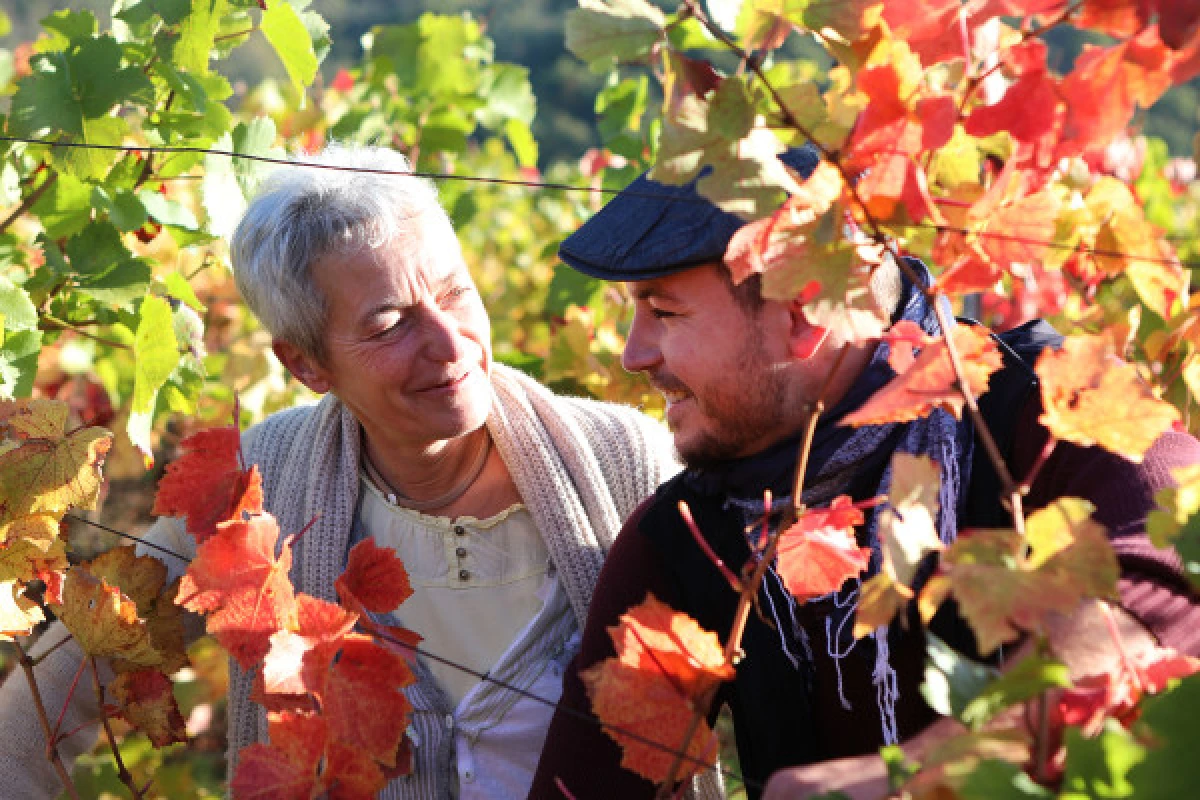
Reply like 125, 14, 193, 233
1125, 674, 1200, 799
0, 399, 111, 524
0, 580, 44, 639
11, 44, 147, 180
0, 513, 60, 549
173, 0, 230, 75
0, 277, 38, 333
1060, 31, 1174, 155
694, 130, 806, 218
153, 425, 263, 542
108, 668, 187, 747
0, 529, 66, 584
960, 656, 1071, 730
565, 0, 666, 65
324, 741, 387, 799
0, 330, 43, 400
584, 650, 722, 783
852, 571, 912, 639
776, 497, 872, 601
132, 295, 179, 415
1032, 502, 1119, 603
261, 1, 319, 94
944, 500, 1117, 655
943, 528, 1071, 654
1061, 722, 1146, 800
139, 579, 190, 675
54, 570, 161, 667
335, 538, 413, 615
304, 635, 415, 767
177, 515, 299, 668
964, 41, 1062, 151
86, 545, 167, 613
606, 593, 735, 693
843, 324, 1003, 426
880, 452, 943, 586
260, 594, 359, 699
231, 711, 324, 800
1037, 334, 1179, 462
77, 551, 189, 673
582, 594, 730, 783
921, 632, 999, 721
1083, 177, 1183, 319
202, 117, 285, 239
707, 76, 755, 141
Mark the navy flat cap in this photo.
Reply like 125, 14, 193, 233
559, 144, 820, 281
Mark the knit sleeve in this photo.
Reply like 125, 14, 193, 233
0, 516, 199, 799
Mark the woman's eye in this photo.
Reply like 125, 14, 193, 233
651, 308, 677, 320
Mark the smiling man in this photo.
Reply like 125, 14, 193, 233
528, 146, 1200, 799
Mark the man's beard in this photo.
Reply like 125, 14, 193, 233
669, 346, 790, 470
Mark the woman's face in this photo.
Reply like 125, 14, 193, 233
284, 218, 494, 451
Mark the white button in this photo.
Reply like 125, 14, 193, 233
444, 714, 454, 729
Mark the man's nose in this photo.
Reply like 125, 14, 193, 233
621, 309, 660, 374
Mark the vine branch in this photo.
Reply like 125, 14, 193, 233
14, 638, 80, 800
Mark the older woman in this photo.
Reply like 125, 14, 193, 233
0, 145, 688, 799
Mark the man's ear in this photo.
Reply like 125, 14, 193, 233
786, 297, 830, 360
272, 339, 333, 394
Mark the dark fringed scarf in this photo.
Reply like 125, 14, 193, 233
683, 259, 974, 744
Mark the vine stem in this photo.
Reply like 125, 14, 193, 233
0, 171, 57, 235
40, 315, 133, 351
654, 345, 852, 797
91, 656, 147, 800
13, 638, 80, 800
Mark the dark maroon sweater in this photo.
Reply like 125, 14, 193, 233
528, 396, 1200, 800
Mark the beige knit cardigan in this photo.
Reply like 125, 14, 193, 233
0, 365, 723, 798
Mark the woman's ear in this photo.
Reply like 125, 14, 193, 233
272, 339, 333, 394
787, 298, 830, 360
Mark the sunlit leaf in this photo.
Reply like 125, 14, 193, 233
1037, 334, 1179, 462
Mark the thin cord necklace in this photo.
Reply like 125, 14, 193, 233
363, 433, 492, 512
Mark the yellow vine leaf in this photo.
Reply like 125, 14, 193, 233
0, 398, 112, 526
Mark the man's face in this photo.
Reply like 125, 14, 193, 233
287, 218, 494, 450
623, 265, 794, 467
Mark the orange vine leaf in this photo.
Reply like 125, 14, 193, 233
843, 323, 1003, 427
1037, 334, 1180, 462
581, 594, 733, 783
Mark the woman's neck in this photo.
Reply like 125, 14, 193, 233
362, 426, 510, 515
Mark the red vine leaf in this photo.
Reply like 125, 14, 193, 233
335, 539, 413, 615
153, 426, 263, 543
176, 515, 299, 669
231, 711, 325, 800
776, 496, 872, 601
108, 668, 187, 747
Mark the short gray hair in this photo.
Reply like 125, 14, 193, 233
230, 144, 455, 360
